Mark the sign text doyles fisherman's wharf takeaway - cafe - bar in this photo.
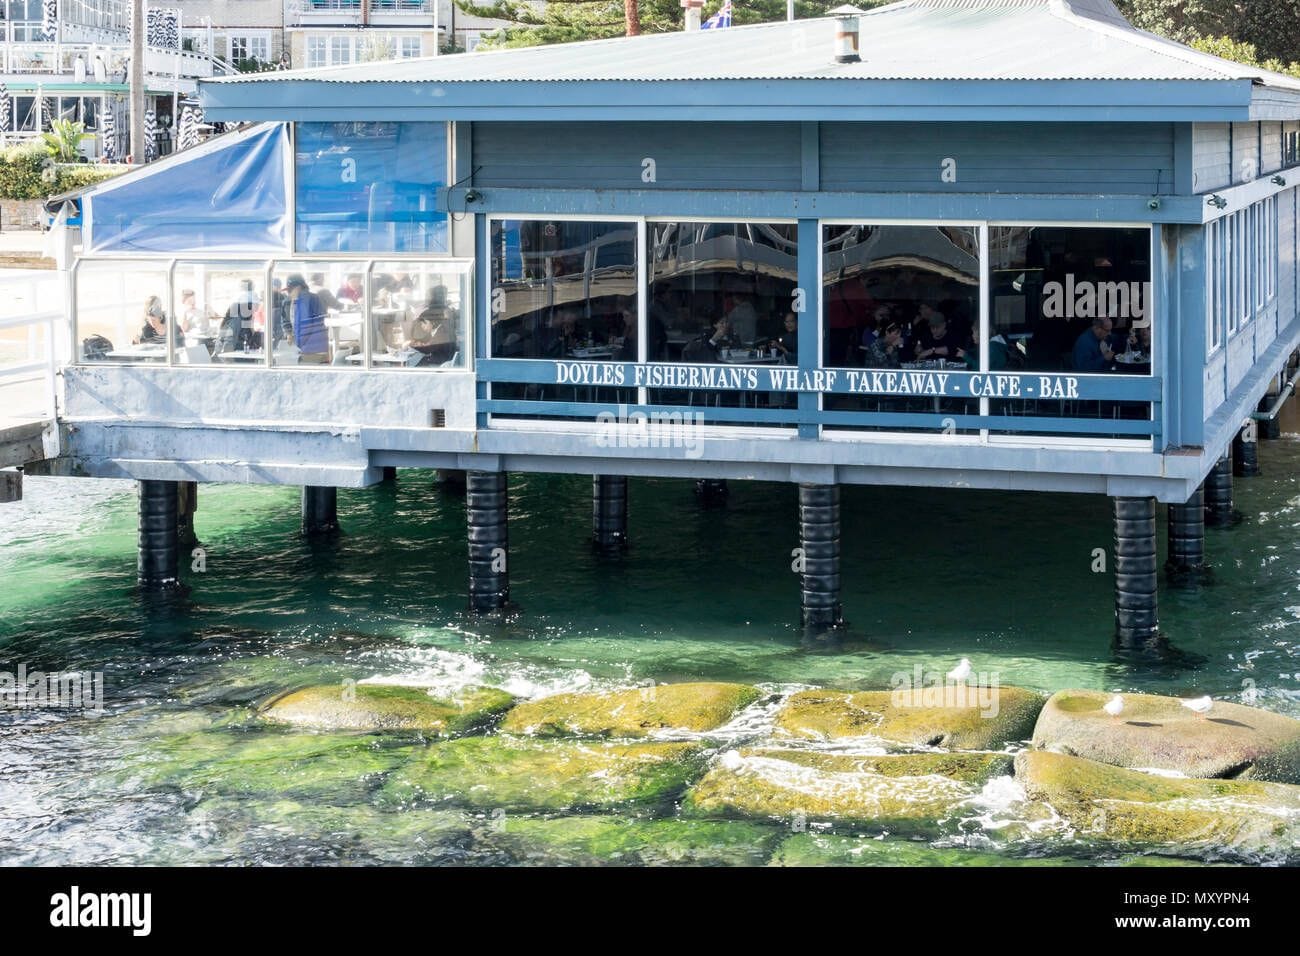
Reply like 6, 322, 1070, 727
553, 361, 1094, 400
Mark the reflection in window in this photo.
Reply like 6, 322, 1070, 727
490, 219, 638, 361
822, 225, 979, 434
988, 226, 1150, 373
295, 122, 448, 254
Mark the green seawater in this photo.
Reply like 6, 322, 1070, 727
2, 424, 1300, 866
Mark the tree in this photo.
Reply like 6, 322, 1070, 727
1116, 0, 1300, 67
456, 0, 887, 49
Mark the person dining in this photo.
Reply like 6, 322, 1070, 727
407, 285, 459, 365
336, 274, 364, 304
215, 282, 261, 354
724, 294, 759, 344
913, 311, 961, 361
865, 320, 904, 369
770, 312, 798, 363
1072, 317, 1116, 372
135, 296, 182, 346
1126, 323, 1151, 355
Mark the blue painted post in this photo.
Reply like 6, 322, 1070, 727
138, 480, 180, 590
467, 471, 509, 612
796, 217, 820, 440
476, 213, 490, 430
1175, 223, 1207, 448
1114, 496, 1159, 645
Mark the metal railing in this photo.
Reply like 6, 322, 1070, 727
0, 270, 65, 431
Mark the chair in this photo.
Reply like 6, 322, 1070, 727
180, 344, 211, 365
331, 345, 356, 366
439, 351, 460, 368
275, 344, 302, 365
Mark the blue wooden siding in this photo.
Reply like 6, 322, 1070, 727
1262, 121, 1284, 174
472, 121, 803, 191
818, 122, 1174, 195
1232, 121, 1261, 183
1285, 188, 1299, 334
1192, 123, 1232, 192
471, 121, 1176, 196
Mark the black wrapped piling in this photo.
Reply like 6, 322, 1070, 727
799, 483, 844, 632
1165, 487, 1210, 587
467, 471, 510, 612
301, 486, 339, 536
593, 474, 629, 554
1203, 453, 1240, 528
1114, 496, 1159, 645
138, 479, 180, 589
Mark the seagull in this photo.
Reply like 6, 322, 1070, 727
1103, 694, 1124, 718
946, 658, 973, 683
1181, 695, 1214, 717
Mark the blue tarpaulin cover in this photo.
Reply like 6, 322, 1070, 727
84, 124, 289, 254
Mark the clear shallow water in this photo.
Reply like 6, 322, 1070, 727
2, 423, 1300, 866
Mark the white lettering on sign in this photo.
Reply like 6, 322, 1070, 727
548, 364, 1091, 401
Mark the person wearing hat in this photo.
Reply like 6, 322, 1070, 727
285, 274, 330, 363
913, 310, 962, 362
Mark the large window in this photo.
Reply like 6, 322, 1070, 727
306, 37, 327, 68
1206, 198, 1278, 356
229, 34, 270, 64
172, 263, 268, 365
74, 261, 173, 364
295, 122, 448, 254
490, 219, 637, 361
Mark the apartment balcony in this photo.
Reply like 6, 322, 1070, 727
1, 41, 224, 82
291, 0, 436, 28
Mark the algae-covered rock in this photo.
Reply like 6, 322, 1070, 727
122, 730, 416, 802
769, 832, 1074, 867
260, 683, 516, 735
380, 736, 707, 811
775, 686, 1044, 750
1031, 689, 1300, 783
500, 682, 762, 738
683, 748, 1012, 826
481, 815, 782, 866
1015, 750, 1300, 849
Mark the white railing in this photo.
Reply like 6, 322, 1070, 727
0, 270, 66, 429
1, 42, 217, 79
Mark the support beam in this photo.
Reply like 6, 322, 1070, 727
1232, 423, 1261, 477
1165, 487, 1209, 587
467, 471, 509, 612
592, 474, 629, 554
0, 470, 20, 503
1203, 452, 1240, 528
138, 479, 180, 589
177, 480, 199, 549
301, 486, 339, 536
798, 483, 843, 632
1113, 496, 1159, 645
695, 478, 728, 506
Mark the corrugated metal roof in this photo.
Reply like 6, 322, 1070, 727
206, 0, 1300, 91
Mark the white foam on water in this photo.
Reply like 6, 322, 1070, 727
355, 644, 598, 701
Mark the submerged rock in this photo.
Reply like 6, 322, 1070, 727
127, 730, 418, 802
380, 736, 707, 811
1031, 689, 1300, 783
480, 815, 782, 866
775, 686, 1044, 750
500, 682, 762, 738
683, 748, 1012, 826
1015, 750, 1300, 849
769, 833, 1075, 867
260, 684, 515, 735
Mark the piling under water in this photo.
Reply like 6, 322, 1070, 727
592, 474, 629, 554
137, 479, 180, 589
798, 483, 843, 632
1113, 496, 1158, 645
301, 486, 339, 536
467, 470, 510, 612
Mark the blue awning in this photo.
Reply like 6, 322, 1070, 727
83, 124, 289, 255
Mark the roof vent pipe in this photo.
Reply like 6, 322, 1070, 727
682, 0, 704, 31
830, 5, 865, 63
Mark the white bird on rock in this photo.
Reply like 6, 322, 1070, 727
1181, 695, 1214, 717
1103, 694, 1124, 718
946, 658, 973, 682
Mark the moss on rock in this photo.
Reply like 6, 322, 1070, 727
775, 686, 1044, 750
500, 682, 762, 738
260, 683, 516, 735
1015, 750, 1300, 848
125, 730, 417, 802
1031, 689, 1300, 783
482, 815, 782, 866
683, 748, 1012, 826
380, 736, 707, 812
769, 832, 1074, 867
